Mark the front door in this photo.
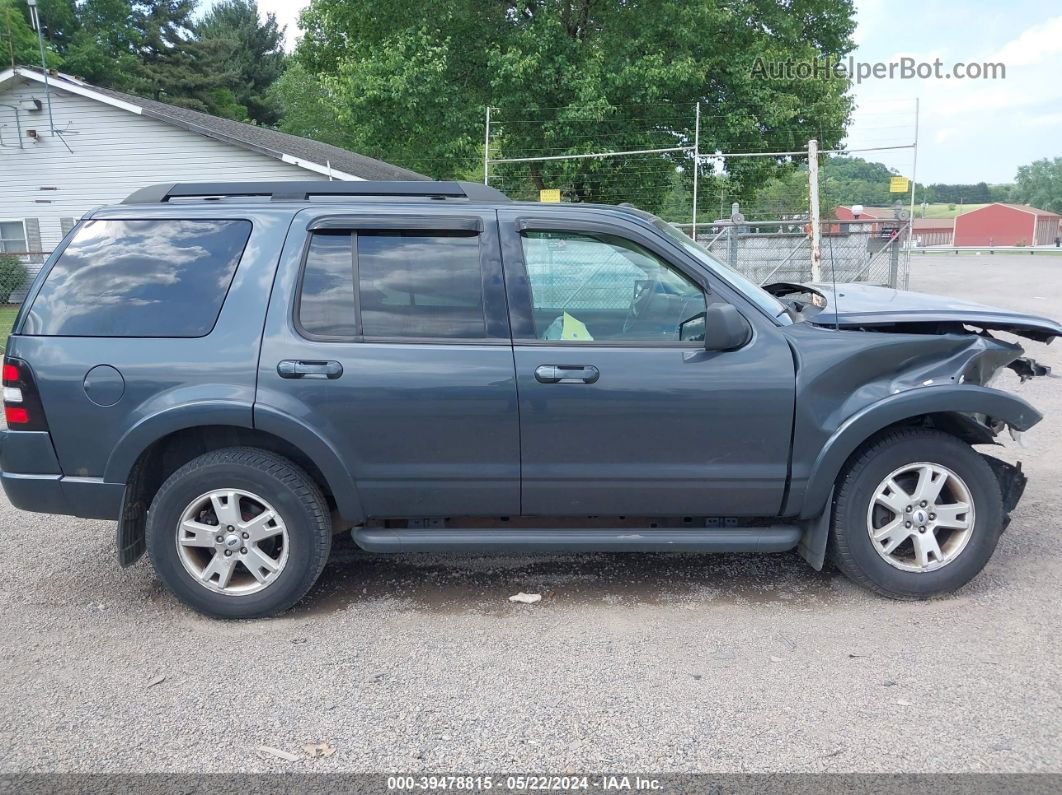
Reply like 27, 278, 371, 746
257, 207, 520, 518
498, 210, 795, 517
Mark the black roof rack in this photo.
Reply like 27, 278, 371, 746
122, 181, 510, 204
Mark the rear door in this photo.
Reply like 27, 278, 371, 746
498, 209, 795, 517
256, 207, 520, 519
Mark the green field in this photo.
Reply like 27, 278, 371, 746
918, 203, 990, 219
0, 306, 19, 353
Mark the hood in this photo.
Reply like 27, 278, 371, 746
764, 281, 1062, 343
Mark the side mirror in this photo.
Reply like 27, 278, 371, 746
704, 303, 752, 351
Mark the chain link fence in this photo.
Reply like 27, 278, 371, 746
675, 219, 911, 288
0, 252, 40, 304
0, 251, 44, 351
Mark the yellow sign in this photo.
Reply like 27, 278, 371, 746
539, 189, 561, 203
889, 176, 910, 193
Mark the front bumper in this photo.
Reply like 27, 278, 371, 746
981, 454, 1028, 528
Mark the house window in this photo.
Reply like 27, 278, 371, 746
0, 221, 28, 254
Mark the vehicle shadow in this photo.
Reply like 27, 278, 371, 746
293, 533, 842, 616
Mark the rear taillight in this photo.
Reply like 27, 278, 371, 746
3, 357, 48, 431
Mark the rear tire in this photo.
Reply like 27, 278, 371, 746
830, 428, 1003, 599
146, 447, 331, 618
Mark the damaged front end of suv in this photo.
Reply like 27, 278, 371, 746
765, 281, 1061, 571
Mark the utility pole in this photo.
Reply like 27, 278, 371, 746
808, 138, 822, 282
691, 102, 701, 238
26, 0, 55, 136
908, 97, 920, 260
483, 106, 491, 185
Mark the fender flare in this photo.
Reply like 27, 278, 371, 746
252, 404, 366, 522
800, 385, 1041, 522
105, 401, 366, 523
105, 400, 253, 485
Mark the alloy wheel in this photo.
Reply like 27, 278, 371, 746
175, 489, 289, 595
866, 462, 975, 573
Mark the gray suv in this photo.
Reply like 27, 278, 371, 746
2, 181, 1058, 617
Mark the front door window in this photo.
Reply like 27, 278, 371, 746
520, 231, 705, 343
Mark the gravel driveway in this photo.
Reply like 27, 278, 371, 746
2, 254, 1060, 774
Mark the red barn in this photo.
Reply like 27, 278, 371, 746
953, 203, 1060, 247
912, 218, 955, 247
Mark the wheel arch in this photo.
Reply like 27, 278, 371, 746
795, 386, 1039, 570
114, 415, 366, 567
801, 385, 1039, 521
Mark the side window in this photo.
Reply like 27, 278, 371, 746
358, 231, 485, 339
298, 232, 356, 338
296, 229, 486, 340
520, 231, 705, 342
23, 219, 251, 337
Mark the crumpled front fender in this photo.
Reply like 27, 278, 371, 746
798, 384, 1040, 520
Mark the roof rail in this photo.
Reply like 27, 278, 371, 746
121, 181, 510, 204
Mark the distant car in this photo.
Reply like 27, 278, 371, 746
2, 181, 1059, 617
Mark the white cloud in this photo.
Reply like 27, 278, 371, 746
990, 16, 1062, 67
260, 0, 308, 49
254, 0, 308, 49
847, 11, 1062, 182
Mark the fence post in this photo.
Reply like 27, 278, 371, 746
888, 234, 900, 288
727, 224, 739, 271
691, 101, 700, 233
808, 139, 822, 282
483, 106, 491, 185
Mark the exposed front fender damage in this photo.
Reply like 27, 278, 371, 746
782, 322, 1049, 568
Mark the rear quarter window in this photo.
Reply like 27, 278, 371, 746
22, 219, 252, 337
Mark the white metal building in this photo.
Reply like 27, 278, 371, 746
0, 67, 427, 274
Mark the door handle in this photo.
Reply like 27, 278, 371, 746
277, 360, 344, 379
534, 364, 600, 384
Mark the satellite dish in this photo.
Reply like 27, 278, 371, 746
895, 208, 911, 221
731, 211, 746, 224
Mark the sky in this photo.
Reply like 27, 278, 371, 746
244, 0, 1061, 185
846, 0, 1062, 184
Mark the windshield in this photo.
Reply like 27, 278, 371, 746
651, 218, 793, 324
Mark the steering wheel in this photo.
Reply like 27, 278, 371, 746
622, 277, 660, 335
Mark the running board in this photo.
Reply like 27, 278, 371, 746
351, 526, 802, 554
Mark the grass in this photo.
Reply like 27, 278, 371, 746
918, 203, 990, 219
0, 306, 19, 353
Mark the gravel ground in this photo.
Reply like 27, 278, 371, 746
1, 253, 1060, 774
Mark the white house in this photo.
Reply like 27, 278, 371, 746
0, 66, 427, 287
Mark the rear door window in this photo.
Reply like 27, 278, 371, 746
296, 229, 486, 340
23, 219, 251, 337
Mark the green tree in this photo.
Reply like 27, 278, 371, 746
195, 0, 286, 123
271, 62, 348, 145
1013, 158, 1062, 213
0, 0, 61, 68
0, 254, 28, 304
285, 0, 856, 212
62, 0, 142, 87
35, 0, 78, 50
133, 0, 211, 106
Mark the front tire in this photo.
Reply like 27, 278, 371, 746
146, 447, 332, 618
830, 428, 1004, 599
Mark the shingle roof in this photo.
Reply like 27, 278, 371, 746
912, 218, 954, 229
994, 203, 1061, 217
6, 68, 430, 182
